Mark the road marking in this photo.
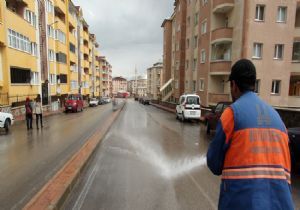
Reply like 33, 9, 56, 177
188, 173, 217, 210
72, 165, 98, 210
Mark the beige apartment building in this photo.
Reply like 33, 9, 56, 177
99, 56, 112, 97
112, 76, 127, 95
147, 62, 163, 100
128, 75, 147, 97
161, 0, 300, 109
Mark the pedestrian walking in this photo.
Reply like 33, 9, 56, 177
207, 59, 294, 210
25, 97, 33, 130
34, 95, 43, 129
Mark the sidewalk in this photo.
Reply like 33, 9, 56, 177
150, 102, 176, 113
14, 108, 64, 124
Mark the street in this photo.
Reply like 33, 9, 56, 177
63, 99, 300, 210
0, 103, 116, 209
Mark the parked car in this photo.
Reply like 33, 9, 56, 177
142, 97, 150, 105
139, 97, 150, 105
176, 94, 201, 122
89, 98, 99, 107
64, 94, 84, 113
288, 127, 300, 173
103, 97, 111, 103
0, 112, 14, 133
205, 102, 231, 134
98, 97, 106, 105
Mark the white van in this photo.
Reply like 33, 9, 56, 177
176, 94, 201, 121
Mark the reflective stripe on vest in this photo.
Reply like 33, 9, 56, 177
222, 167, 291, 184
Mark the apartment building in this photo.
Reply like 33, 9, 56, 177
112, 76, 127, 95
99, 56, 112, 97
0, 0, 111, 107
161, 0, 300, 109
147, 62, 163, 100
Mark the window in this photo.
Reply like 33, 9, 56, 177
202, 0, 208, 5
274, 44, 284, 59
186, 60, 189, 69
201, 20, 207, 34
55, 30, 66, 44
253, 43, 263, 58
70, 43, 76, 53
201, 49, 206, 63
277, 7, 287, 22
193, 58, 197, 70
255, 79, 260, 93
70, 80, 78, 90
175, 80, 179, 89
187, 16, 191, 26
175, 43, 179, 51
194, 13, 199, 26
192, 81, 196, 92
59, 74, 68, 83
31, 43, 37, 56
292, 42, 300, 61
10, 67, 31, 84
50, 74, 57, 84
47, 25, 55, 38
199, 79, 204, 91
186, 38, 190, 49
70, 64, 77, 72
255, 5, 265, 21
30, 72, 39, 85
194, 35, 198, 49
8, 29, 32, 54
271, 80, 281, 94
49, 50, 55, 61
56, 52, 67, 63
46, 0, 54, 14
24, 9, 37, 28
211, 42, 232, 61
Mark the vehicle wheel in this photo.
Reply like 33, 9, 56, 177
176, 112, 179, 120
81, 106, 83, 112
4, 119, 10, 133
181, 113, 185, 122
206, 121, 211, 135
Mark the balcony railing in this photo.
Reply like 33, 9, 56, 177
213, 0, 234, 13
211, 27, 233, 42
210, 61, 232, 75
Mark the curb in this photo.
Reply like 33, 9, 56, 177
150, 103, 176, 113
23, 102, 126, 210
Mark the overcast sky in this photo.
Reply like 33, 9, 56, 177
72, 0, 174, 79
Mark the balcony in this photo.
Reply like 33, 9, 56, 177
213, 0, 234, 14
83, 60, 89, 69
69, 52, 77, 63
210, 61, 232, 75
83, 31, 89, 42
211, 28, 233, 43
208, 93, 230, 104
54, 0, 66, 14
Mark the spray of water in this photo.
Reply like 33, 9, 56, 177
109, 133, 207, 179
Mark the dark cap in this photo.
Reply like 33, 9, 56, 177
229, 59, 256, 92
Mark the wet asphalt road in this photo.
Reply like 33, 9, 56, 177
0, 103, 115, 209
64, 99, 300, 210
